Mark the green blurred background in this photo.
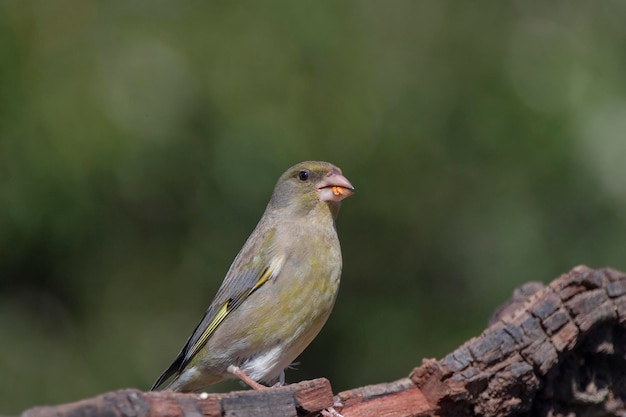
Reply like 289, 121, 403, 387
2, 1, 626, 413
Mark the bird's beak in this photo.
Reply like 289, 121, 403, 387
317, 171, 355, 202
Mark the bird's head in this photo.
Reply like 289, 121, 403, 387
268, 161, 354, 219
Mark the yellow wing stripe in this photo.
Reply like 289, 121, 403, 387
187, 256, 283, 360
189, 301, 230, 358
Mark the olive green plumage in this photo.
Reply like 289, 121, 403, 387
152, 161, 354, 392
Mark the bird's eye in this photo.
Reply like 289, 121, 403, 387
298, 170, 309, 181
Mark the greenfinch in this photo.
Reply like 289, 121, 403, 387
152, 161, 354, 392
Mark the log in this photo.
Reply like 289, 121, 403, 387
410, 265, 626, 417
17, 265, 626, 417
21, 379, 334, 417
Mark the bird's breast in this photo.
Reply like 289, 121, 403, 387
201, 219, 343, 383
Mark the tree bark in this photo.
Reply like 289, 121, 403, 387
18, 265, 626, 417
410, 265, 626, 417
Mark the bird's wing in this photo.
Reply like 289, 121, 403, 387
152, 228, 284, 390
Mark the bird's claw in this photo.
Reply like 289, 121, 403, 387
321, 407, 343, 417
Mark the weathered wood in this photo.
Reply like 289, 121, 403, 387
21, 379, 333, 417
17, 265, 626, 417
335, 378, 431, 417
411, 265, 626, 417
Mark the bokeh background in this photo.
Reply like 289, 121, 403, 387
2, 1, 626, 413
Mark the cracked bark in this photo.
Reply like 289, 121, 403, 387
18, 265, 626, 417
411, 265, 626, 417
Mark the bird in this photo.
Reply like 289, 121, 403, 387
151, 161, 354, 392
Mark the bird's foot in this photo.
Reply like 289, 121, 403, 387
321, 406, 344, 417
271, 370, 286, 387
320, 398, 344, 417
227, 365, 267, 390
